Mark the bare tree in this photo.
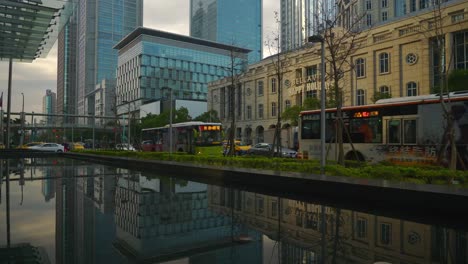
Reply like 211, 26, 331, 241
312, 3, 368, 165
225, 45, 248, 157
265, 12, 290, 157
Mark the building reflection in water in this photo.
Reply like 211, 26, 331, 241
208, 186, 468, 264
1, 158, 467, 263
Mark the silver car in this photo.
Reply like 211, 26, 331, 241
247, 143, 297, 158
29, 143, 65, 153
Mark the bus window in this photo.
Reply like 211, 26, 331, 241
403, 119, 417, 144
387, 119, 401, 144
349, 117, 381, 143
302, 120, 320, 139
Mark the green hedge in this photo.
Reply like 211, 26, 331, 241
74, 150, 468, 186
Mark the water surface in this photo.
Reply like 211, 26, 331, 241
0, 158, 466, 263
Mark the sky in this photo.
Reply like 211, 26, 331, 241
0, 0, 280, 114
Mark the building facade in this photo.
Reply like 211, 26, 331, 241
190, 0, 263, 64
42, 89, 57, 125
75, 0, 143, 120
208, 0, 468, 147
280, 0, 335, 52
57, 12, 78, 126
114, 27, 250, 118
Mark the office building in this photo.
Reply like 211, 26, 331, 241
57, 12, 77, 126
42, 90, 57, 125
114, 27, 250, 118
280, 0, 334, 52
190, 0, 262, 63
62, 0, 143, 121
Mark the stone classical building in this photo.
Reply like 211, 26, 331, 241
208, 0, 468, 147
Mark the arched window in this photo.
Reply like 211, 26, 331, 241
407, 82, 418, 96
357, 89, 366, 105
355, 58, 365, 77
379, 52, 390, 73
379, 85, 390, 95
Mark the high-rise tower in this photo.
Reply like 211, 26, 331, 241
190, 0, 262, 64
57, 0, 143, 121
280, 0, 334, 52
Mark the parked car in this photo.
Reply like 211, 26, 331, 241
61, 143, 71, 152
29, 143, 65, 153
17, 142, 44, 149
247, 143, 297, 158
115, 143, 136, 151
223, 140, 251, 156
71, 142, 85, 150
141, 140, 155, 151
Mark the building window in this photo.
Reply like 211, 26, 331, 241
247, 105, 252, 119
452, 12, 465, 23
410, 0, 416, 12
356, 217, 368, 238
420, 0, 429, 9
258, 104, 264, 118
382, 11, 388, 21
258, 80, 264, 96
404, 119, 417, 144
306, 89, 318, 98
366, 14, 372, 26
355, 58, 365, 77
357, 89, 366, 105
285, 100, 291, 109
381, 223, 392, 245
407, 81, 418, 96
271, 102, 277, 117
380, 85, 390, 95
366, 0, 372, 10
406, 53, 418, 64
454, 31, 468, 69
382, 0, 388, 8
271, 78, 277, 93
379, 52, 390, 73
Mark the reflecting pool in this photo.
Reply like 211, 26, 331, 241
0, 158, 467, 263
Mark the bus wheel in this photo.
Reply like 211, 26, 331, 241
345, 151, 364, 162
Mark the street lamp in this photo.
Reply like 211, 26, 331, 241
88, 112, 95, 150
308, 35, 326, 174
162, 87, 173, 155
122, 100, 131, 149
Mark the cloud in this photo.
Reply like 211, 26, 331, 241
0, 0, 279, 113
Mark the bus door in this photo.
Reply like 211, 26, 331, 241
382, 115, 418, 145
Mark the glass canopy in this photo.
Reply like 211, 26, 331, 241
0, 0, 74, 62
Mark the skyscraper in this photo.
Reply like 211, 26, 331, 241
280, 0, 334, 52
57, 11, 77, 126
58, 0, 143, 122
190, 0, 262, 64
42, 89, 57, 125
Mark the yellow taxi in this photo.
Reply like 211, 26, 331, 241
17, 142, 44, 149
71, 142, 85, 150
223, 140, 251, 156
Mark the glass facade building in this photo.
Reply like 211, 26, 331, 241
281, 0, 334, 52
190, 0, 262, 64
42, 89, 57, 125
114, 28, 250, 115
76, 0, 143, 118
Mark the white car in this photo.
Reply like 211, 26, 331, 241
29, 143, 65, 153
115, 143, 136, 151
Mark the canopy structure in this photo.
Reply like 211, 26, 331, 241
0, 0, 73, 149
0, 0, 74, 62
